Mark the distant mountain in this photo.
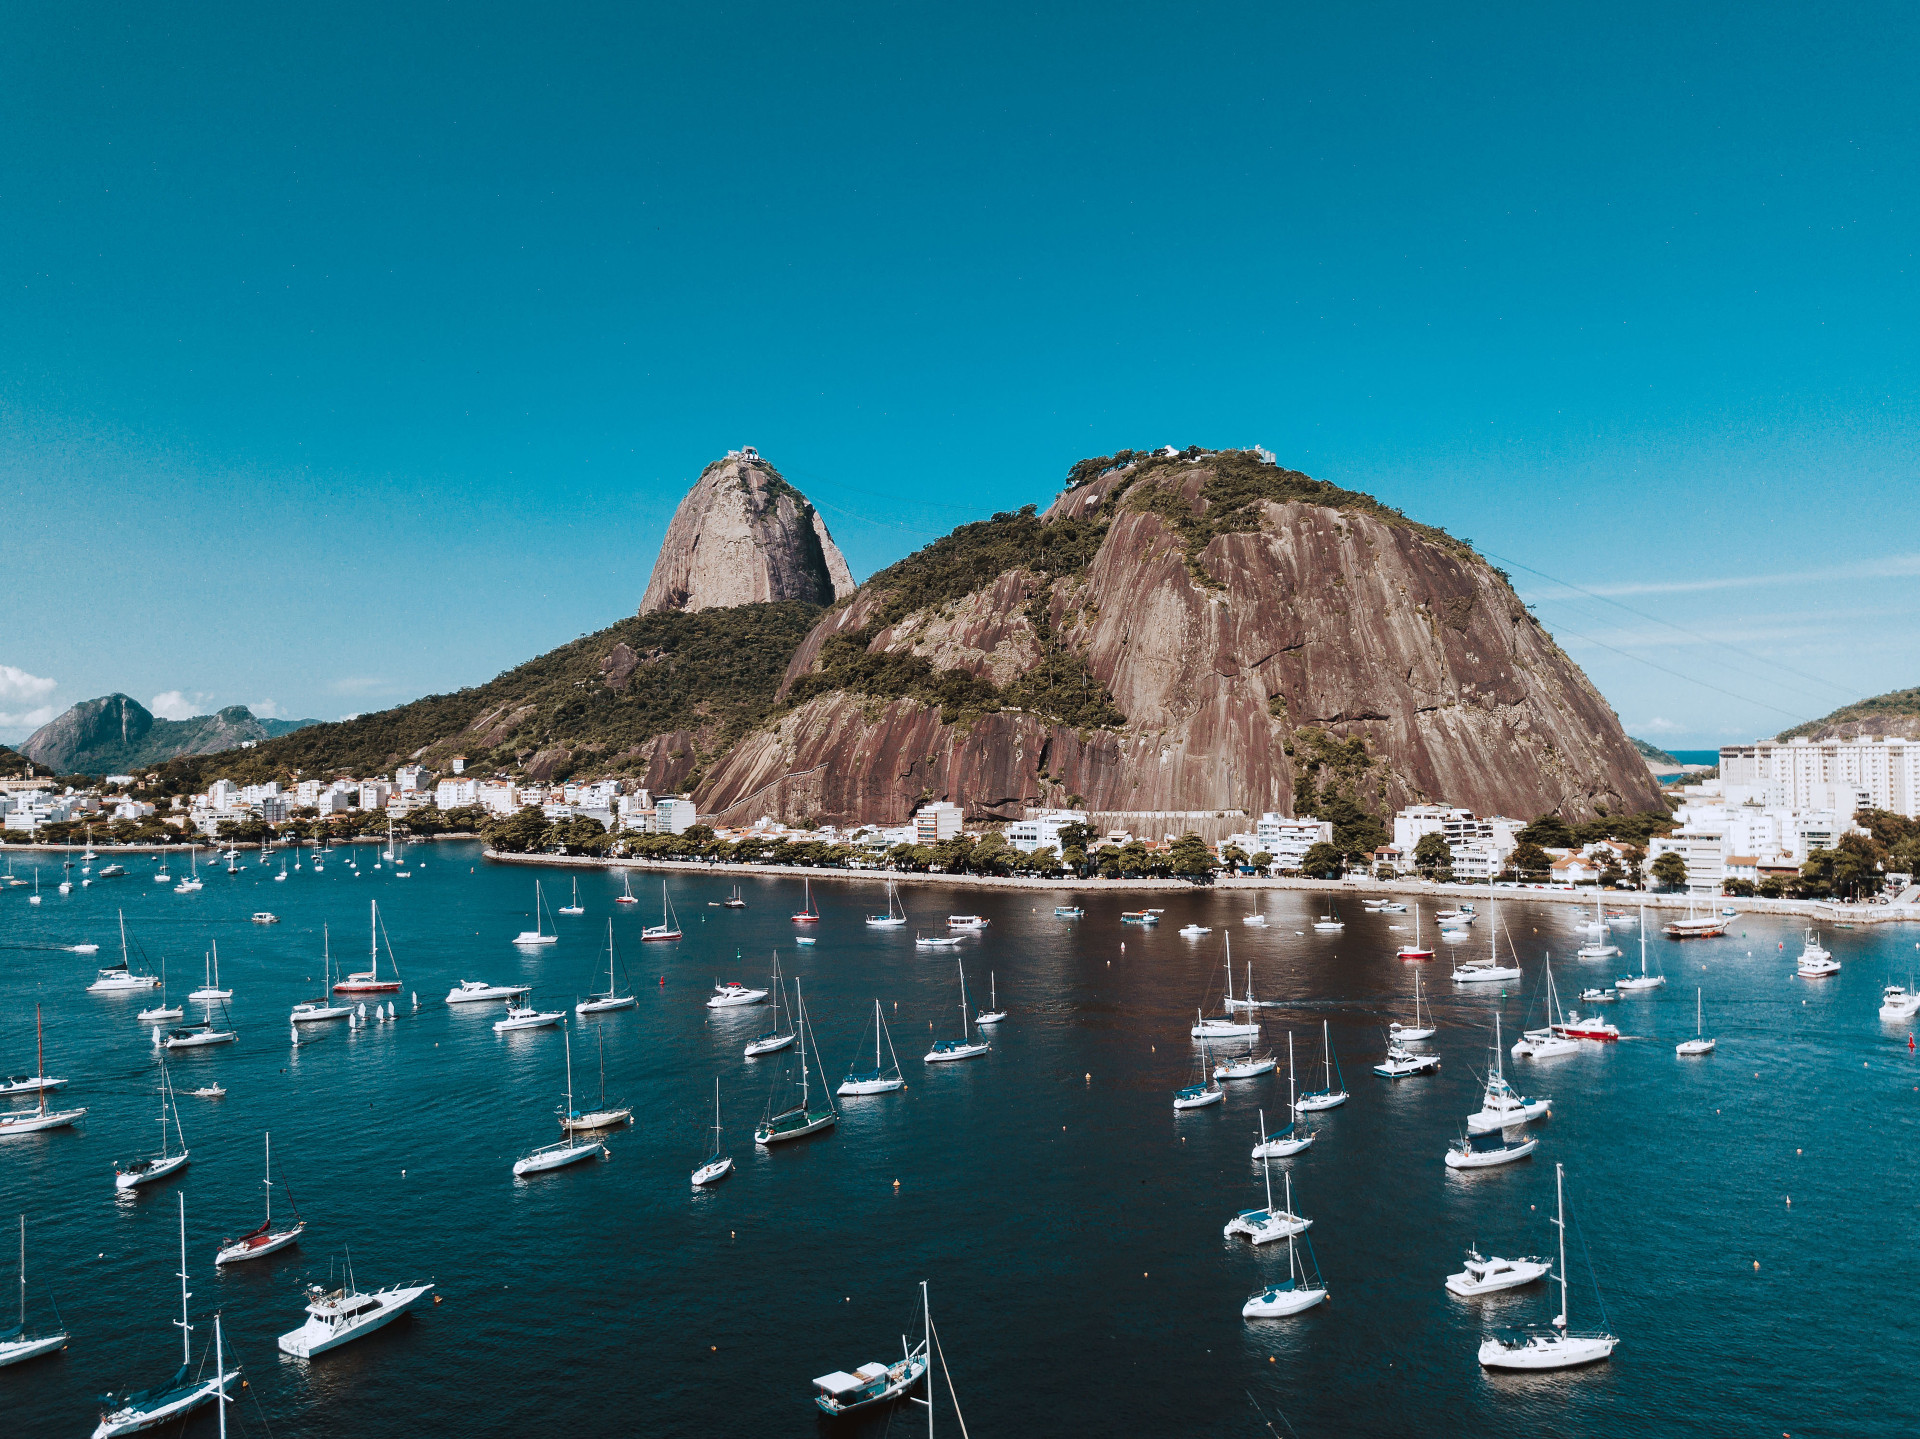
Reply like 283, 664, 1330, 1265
1630, 737, 1680, 766
1777, 686, 1920, 742
20, 696, 324, 775
0, 743, 32, 778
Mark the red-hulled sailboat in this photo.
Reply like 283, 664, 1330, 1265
215, 1132, 305, 1265
334, 899, 404, 993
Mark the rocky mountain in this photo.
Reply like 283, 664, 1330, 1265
1630, 737, 1680, 766
21, 696, 322, 774
639, 450, 855, 615
1776, 686, 1920, 742
696, 447, 1664, 832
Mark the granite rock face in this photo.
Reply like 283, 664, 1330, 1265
22, 695, 321, 773
696, 451, 1665, 831
639, 452, 855, 615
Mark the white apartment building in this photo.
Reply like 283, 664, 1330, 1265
358, 781, 391, 811
1390, 806, 1524, 878
477, 781, 519, 816
396, 765, 426, 793
915, 802, 964, 843
1006, 809, 1087, 854
1649, 795, 1850, 894
295, 780, 323, 805
1220, 813, 1335, 870
1719, 735, 1920, 818
436, 778, 479, 809
653, 797, 698, 835
208, 779, 241, 810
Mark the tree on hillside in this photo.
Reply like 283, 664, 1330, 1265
1167, 832, 1217, 880
1413, 832, 1451, 876
1649, 851, 1688, 891
1300, 842, 1344, 879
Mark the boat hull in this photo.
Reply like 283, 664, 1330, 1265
755, 1109, 836, 1145
333, 982, 401, 994
744, 1034, 795, 1057
1467, 1099, 1550, 1132
1445, 1259, 1549, 1296
493, 1011, 565, 1033
1294, 1092, 1348, 1112
924, 1041, 990, 1063
1242, 1284, 1327, 1317
691, 1157, 733, 1186
576, 996, 637, 1013
92, 1369, 233, 1437
1252, 1134, 1313, 1158
1675, 1038, 1716, 1055
1192, 1022, 1261, 1040
115, 1151, 190, 1189
216, 1223, 305, 1265
277, 1285, 433, 1357
0, 1330, 66, 1367
1214, 1058, 1277, 1079
837, 1075, 905, 1095
0, 1106, 88, 1136
705, 989, 768, 1008
1452, 966, 1523, 983
1445, 1138, 1538, 1168
1373, 1056, 1441, 1078
1478, 1332, 1617, 1369
1173, 1087, 1224, 1110
513, 1141, 606, 1176
563, 1107, 633, 1130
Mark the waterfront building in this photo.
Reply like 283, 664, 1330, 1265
1220, 813, 1334, 870
1006, 809, 1088, 853
914, 802, 964, 843
437, 779, 479, 809
1719, 735, 1920, 819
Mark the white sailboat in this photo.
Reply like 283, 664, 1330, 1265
563, 1028, 632, 1130
294, 928, 355, 1022
865, 881, 907, 927
1214, 1038, 1277, 1080
512, 882, 559, 946
335, 901, 403, 993
578, 920, 637, 1013
0, 1008, 88, 1137
88, 912, 162, 993
1466, 1015, 1551, 1131
925, 963, 992, 1062
0, 1215, 68, 1367
1240, 1173, 1328, 1316
754, 980, 837, 1144
115, 1065, 190, 1189
691, 1077, 733, 1185
1191, 937, 1261, 1039
215, 1133, 305, 1264
1477, 1163, 1617, 1369
839, 1000, 907, 1095
512, 1025, 608, 1175
1676, 988, 1716, 1055
1515, 961, 1583, 1056
614, 870, 639, 905
1173, 1032, 1225, 1109
91, 1197, 235, 1436
1452, 890, 1522, 983
137, 959, 183, 1023
1293, 1020, 1347, 1111
641, 881, 683, 941
1389, 966, 1436, 1041
1396, 903, 1435, 960
744, 957, 796, 1057
974, 971, 1006, 1025
154, 999, 238, 1050
1616, 908, 1667, 990
722, 885, 746, 908
1251, 1044, 1315, 1157
557, 877, 585, 916
187, 942, 231, 1002
1224, 1151, 1311, 1243
1311, 899, 1344, 932
1575, 899, 1620, 959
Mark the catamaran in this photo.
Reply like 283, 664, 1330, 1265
614, 871, 639, 905
1389, 967, 1436, 1041
792, 878, 820, 923
744, 958, 796, 1057
1174, 1033, 1225, 1109
1396, 904, 1434, 960
722, 885, 746, 908
811, 1281, 933, 1418
0, 1215, 67, 1367
838, 1000, 906, 1094
1192, 938, 1261, 1039
0, 1008, 88, 1137
925, 963, 992, 1062
1616, 908, 1667, 990
512, 882, 560, 946
1477, 1163, 1617, 1369
513, 1025, 608, 1176
866, 881, 907, 927
974, 971, 1006, 1025
1466, 1015, 1550, 1132
557, 878, 585, 916
1676, 987, 1716, 1055
1224, 1151, 1311, 1243
215, 1133, 305, 1264
92, 1197, 235, 1435
578, 920, 637, 1012
88, 913, 162, 993
691, 1076, 733, 1185
294, 928, 356, 1022
115, 1065, 190, 1190
335, 901, 403, 993
641, 882, 684, 942
277, 1267, 434, 1358
187, 941, 231, 1002
1294, 1020, 1347, 1111
1240, 1173, 1328, 1317
754, 979, 837, 1144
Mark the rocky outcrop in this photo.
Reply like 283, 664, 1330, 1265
639, 451, 855, 615
21, 696, 321, 774
696, 449, 1664, 829
1776, 686, 1920, 742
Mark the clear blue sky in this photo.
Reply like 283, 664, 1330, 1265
2, 2, 1914, 750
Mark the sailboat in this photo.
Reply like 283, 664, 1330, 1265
88, 912, 162, 993
838, 1000, 906, 1095
557, 877, 585, 916
1451, 889, 1522, 983
174, 847, 203, 893
866, 881, 908, 927
1662, 895, 1726, 939
641, 882, 683, 942
1575, 898, 1620, 960
1191, 937, 1261, 1039
1396, 903, 1434, 960
691, 1077, 733, 1185
215, 1133, 305, 1264
382, 820, 398, 863
294, 928, 356, 1022
754, 979, 837, 1144
563, 1028, 632, 1130
926, 963, 992, 1062
722, 885, 746, 909
1214, 1036, 1277, 1080
744, 959, 797, 1057
1224, 960, 1279, 1010
578, 920, 638, 1012
975, 971, 1006, 1025
1389, 967, 1436, 1041
1251, 1046, 1315, 1157
791, 878, 820, 923
137, 960, 184, 1024
1173, 1031, 1225, 1109
614, 871, 639, 905
1311, 899, 1344, 932
336, 900, 403, 992
187, 941, 231, 1002
152, 854, 170, 885
1224, 1151, 1311, 1243
1676, 988, 1716, 1055
1515, 962, 1586, 1055
1240, 1173, 1328, 1316
0, 1008, 89, 1136
91, 1197, 235, 1436
153, 999, 238, 1049
1477, 1163, 1617, 1369
512, 882, 560, 946
114, 1064, 190, 1189
810, 1281, 933, 1418
1465, 1015, 1551, 1132
1293, 1020, 1347, 1111
0, 1215, 67, 1367
1615, 908, 1667, 990
512, 1025, 608, 1175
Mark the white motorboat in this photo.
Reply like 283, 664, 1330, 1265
1577, 986, 1617, 1004
1240, 1174, 1327, 1317
812, 1281, 932, 1417
0, 1073, 66, 1096
1436, 905, 1476, 926
335, 901, 404, 993
1225, 1154, 1311, 1243
641, 881, 684, 942
1294, 1020, 1347, 1111
755, 980, 837, 1144
514, 1025, 608, 1175
1796, 928, 1838, 977
1214, 1044, 1277, 1079
445, 978, 531, 1005
512, 880, 560, 945
1676, 987, 1716, 1055
494, 1000, 564, 1033
1477, 1163, 1617, 1369
115, 1066, 190, 1190
707, 980, 768, 1008
974, 971, 1006, 1025
88, 912, 162, 993
215, 1132, 305, 1264
925, 962, 992, 1062
1180, 923, 1212, 936
1373, 1042, 1441, 1078
1467, 1016, 1550, 1131
577, 919, 636, 1012
1174, 1036, 1225, 1109
1445, 1248, 1550, 1297
1377, 902, 1407, 913
1445, 1129, 1539, 1169
1192, 938, 1262, 1039
0, 1215, 67, 1367
0, 1007, 88, 1137
914, 932, 963, 949
1880, 981, 1920, 1021
1389, 967, 1437, 1041
251, 911, 279, 924
946, 914, 988, 930
691, 1076, 734, 1185
557, 877, 585, 916
277, 1275, 435, 1357
92, 1198, 234, 1435
839, 1000, 906, 1096
1055, 903, 1084, 918
865, 881, 907, 927
186, 941, 231, 1002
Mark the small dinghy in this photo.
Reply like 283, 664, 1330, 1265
1445, 1128, 1539, 1170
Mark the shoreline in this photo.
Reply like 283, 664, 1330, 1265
482, 849, 1920, 926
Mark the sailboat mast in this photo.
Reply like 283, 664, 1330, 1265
796, 980, 810, 1107
1262, 1152, 1274, 1211
1555, 1162, 1569, 1328
923, 1279, 933, 1439
215, 1311, 227, 1439
1285, 1173, 1298, 1284
1288, 1032, 1296, 1110
17, 1214, 24, 1330
264, 1132, 272, 1225
370, 900, 379, 980
175, 1194, 191, 1364
1640, 908, 1649, 976
564, 1023, 575, 1120
1323, 1019, 1332, 1090
35, 1006, 45, 1118
875, 1000, 883, 1068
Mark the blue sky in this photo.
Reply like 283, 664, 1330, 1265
2, 2, 1914, 749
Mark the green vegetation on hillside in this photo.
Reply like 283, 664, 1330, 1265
1630, 736, 1680, 765
1777, 685, 1920, 740
0, 744, 31, 777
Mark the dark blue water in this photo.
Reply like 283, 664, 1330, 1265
3, 845, 1916, 1437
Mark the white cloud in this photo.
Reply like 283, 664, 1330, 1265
0, 704, 56, 730
338, 712, 362, 722
150, 690, 212, 721
329, 676, 390, 696
1633, 717, 1684, 736
250, 699, 283, 718
1570, 553, 1920, 600
0, 665, 56, 702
